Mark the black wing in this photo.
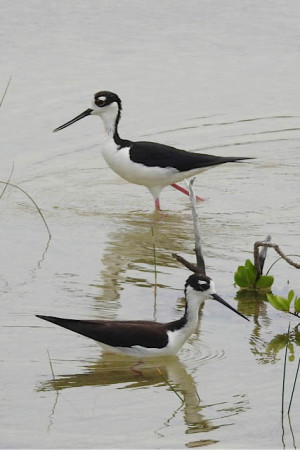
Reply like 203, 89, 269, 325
129, 141, 252, 171
36, 315, 169, 349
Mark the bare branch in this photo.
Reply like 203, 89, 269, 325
185, 178, 206, 274
172, 253, 202, 274
254, 241, 300, 274
172, 179, 206, 275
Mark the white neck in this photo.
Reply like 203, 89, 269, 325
184, 286, 205, 330
166, 288, 205, 354
93, 103, 119, 139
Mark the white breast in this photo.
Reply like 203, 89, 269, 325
101, 140, 180, 187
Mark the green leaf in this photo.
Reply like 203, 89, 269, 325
234, 266, 250, 287
286, 293, 294, 309
288, 290, 295, 303
279, 295, 292, 311
255, 275, 274, 289
245, 259, 255, 271
267, 294, 291, 312
294, 296, 300, 313
244, 259, 257, 284
234, 259, 272, 290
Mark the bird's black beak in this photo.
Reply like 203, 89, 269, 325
53, 108, 93, 132
212, 293, 249, 321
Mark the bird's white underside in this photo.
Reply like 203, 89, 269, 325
101, 140, 210, 199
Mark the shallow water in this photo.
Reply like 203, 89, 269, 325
1, 1, 300, 448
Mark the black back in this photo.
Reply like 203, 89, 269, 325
37, 315, 171, 349
128, 141, 251, 171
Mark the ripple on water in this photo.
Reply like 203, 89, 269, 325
179, 338, 227, 367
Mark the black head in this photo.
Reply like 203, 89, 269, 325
185, 273, 249, 321
185, 273, 212, 293
94, 91, 122, 110
53, 90, 122, 133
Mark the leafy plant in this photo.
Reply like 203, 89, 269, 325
267, 290, 300, 317
234, 258, 274, 291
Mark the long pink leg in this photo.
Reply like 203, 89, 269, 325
171, 183, 204, 202
154, 198, 161, 211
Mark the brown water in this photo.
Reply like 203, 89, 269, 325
1, 1, 300, 448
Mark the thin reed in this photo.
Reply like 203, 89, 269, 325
281, 323, 290, 416
156, 367, 184, 403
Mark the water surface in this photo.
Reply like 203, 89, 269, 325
1, 1, 300, 448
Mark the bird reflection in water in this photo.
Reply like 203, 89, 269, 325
92, 210, 198, 312
38, 352, 249, 444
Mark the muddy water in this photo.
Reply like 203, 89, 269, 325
1, 1, 300, 448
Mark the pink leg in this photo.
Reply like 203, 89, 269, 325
130, 361, 144, 375
154, 198, 161, 211
171, 183, 204, 202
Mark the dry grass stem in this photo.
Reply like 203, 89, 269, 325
0, 180, 51, 239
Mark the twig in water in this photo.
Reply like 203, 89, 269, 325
0, 75, 12, 108
256, 235, 271, 277
282, 323, 290, 417
172, 253, 200, 274
254, 241, 300, 276
0, 180, 51, 239
288, 355, 300, 415
172, 180, 206, 275
156, 367, 184, 403
185, 179, 206, 274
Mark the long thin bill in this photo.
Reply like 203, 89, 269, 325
212, 293, 249, 321
53, 108, 93, 132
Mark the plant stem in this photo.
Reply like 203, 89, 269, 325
0, 180, 51, 239
0, 75, 12, 108
266, 254, 300, 276
287, 355, 300, 415
156, 367, 184, 403
0, 163, 14, 200
47, 349, 56, 381
282, 323, 290, 416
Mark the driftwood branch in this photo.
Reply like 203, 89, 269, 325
186, 178, 206, 274
172, 179, 206, 275
257, 234, 271, 276
254, 241, 300, 276
172, 253, 202, 274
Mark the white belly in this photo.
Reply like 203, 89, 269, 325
97, 322, 197, 357
99, 341, 177, 357
101, 141, 209, 188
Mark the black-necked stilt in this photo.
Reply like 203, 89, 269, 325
53, 91, 253, 210
37, 273, 249, 357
